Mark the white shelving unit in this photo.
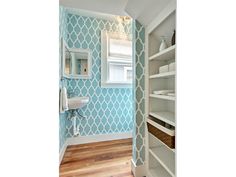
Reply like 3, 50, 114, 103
145, 0, 176, 176
148, 149, 173, 177
149, 167, 172, 177
149, 71, 175, 79
149, 45, 175, 61
149, 94, 175, 101
150, 147, 175, 177
149, 112, 175, 126
147, 119, 175, 136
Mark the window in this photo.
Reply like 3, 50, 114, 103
101, 30, 133, 88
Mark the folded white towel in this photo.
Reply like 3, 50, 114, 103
153, 90, 174, 95
60, 87, 68, 113
167, 92, 175, 96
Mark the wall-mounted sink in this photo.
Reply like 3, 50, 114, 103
68, 96, 89, 110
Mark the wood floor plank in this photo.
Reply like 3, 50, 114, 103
62, 145, 131, 161
60, 138, 134, 177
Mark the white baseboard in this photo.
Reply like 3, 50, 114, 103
59, 140, 68, 164
59, 131, 132, 164
131, 159, 146, 177
67, 131, 132, 145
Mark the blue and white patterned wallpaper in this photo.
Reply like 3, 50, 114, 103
59, 9, 146, 167
132, 20, 145, 166
59, 6, 68, 151
64, 12, 133, 137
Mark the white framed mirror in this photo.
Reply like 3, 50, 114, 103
61, 39, 92, 79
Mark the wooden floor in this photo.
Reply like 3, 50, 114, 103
60, 138, 134, 177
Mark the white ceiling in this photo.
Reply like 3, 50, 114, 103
125, 0, 172, 26
59, 0, 129, 16
60, 0, 173, 26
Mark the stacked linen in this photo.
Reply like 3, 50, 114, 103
153, 90, 175, 96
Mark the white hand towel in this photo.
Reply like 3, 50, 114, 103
60, 87, 68, 113
62, 87, 68, 111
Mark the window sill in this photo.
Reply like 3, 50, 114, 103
101, 81, 132, 88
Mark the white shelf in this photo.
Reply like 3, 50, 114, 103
149, 166, 172, 177
149, 45, 175, 61
149, 112, 175, 126
149, 146, 175, 177
150, 94, 175, 101
149, 71, 175, 79
149, 133, 175, 153
147, 3, 176, 177
147, 118, 175, 136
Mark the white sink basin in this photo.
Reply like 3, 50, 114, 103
68, 96, 89, 110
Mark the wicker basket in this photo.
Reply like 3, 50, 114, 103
147, 122, 175, 149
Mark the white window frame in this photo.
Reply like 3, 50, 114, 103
101, 30, 132, 88
124, 66, 132, 82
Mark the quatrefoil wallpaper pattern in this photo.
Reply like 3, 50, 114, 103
59, 7, 145, 166
133, 21, 145, 166
64, 13, 133, 138
59, 6, 68, 151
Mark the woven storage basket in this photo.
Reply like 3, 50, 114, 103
147, 122, 175, 149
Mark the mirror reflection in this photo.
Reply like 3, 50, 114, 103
63, 42, 91, 79
65, 47, 72, 75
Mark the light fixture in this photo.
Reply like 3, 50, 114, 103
116, 16, 131, 40
116, 16, 131, 25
